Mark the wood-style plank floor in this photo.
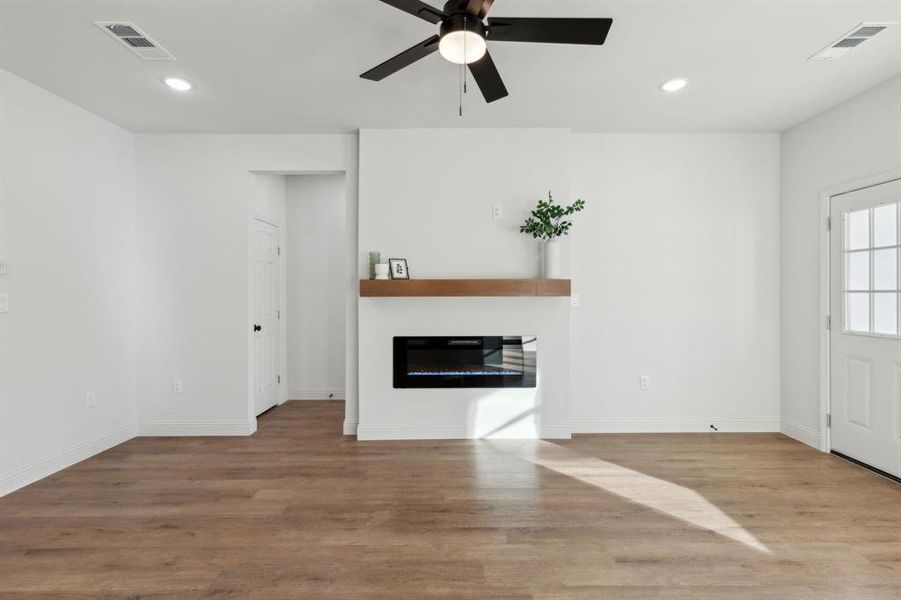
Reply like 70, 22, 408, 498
0, 401, 898, 599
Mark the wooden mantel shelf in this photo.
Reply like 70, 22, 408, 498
360, 278, 571, 298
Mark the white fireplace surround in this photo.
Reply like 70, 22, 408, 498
357, 297, 571, 440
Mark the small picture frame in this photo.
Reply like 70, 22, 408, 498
388, 258, 410, 280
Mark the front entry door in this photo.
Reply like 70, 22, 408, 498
253, 219, 280, 416
830, 178, 901, 478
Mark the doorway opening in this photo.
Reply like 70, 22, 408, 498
250, 173, 347, 418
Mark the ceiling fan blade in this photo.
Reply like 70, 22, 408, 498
377, 0, 446, 25
472, 0, 495, 18
361, 36, 441, 81
468, 51, 508, 103
488, 17, 613, 45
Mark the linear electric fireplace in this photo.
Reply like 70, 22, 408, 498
393, 336, 537, 389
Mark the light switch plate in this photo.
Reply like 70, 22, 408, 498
492, 205, 503, 219
0, 294, 8, 313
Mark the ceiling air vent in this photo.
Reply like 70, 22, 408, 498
809, 22, 896, 61
94, 21, 175, 61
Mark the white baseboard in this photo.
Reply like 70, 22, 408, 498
780, 418, 821, 449
0, 424, 135, 498
137, 418, 256, 437
571, 417, 781, 434
287, 388, 345, 400
343, 420, 358, 436
357, 423, 571, 441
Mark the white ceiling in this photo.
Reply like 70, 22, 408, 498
1, 0, 899, 133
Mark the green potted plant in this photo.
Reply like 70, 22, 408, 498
519, 192, 586, 278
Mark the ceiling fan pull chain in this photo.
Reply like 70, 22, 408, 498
463, 16, 468, 95
457, 15, 467, 117
459, 61, 463, 117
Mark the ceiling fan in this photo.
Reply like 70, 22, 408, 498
360, 0, 613, 103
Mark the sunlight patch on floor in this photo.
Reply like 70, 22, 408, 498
525, 442, 772, 554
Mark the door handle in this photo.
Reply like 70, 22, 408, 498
253, 324, 262, 332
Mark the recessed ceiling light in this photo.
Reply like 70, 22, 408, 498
163, 77, 193, 92
660, 78, 689, 93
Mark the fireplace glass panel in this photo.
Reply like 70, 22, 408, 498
394, 336, 537, 388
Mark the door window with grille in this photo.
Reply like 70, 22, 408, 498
843, 201, 900, 336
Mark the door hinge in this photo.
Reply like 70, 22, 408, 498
278, 246, 281, 256
278, 309, 280, 320
826, 216, 832, 232
825, 315, 831, 330
826, 413, 832, 428
277, 375, 281, 384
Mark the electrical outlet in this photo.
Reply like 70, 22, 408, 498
172, 378, 183, 393
85, 391, 96, 408
571, 293, 580, 307
492, 205, 503, 219
639, 375, 650, 391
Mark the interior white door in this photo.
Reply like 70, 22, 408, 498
253, 219, 280, 416
830, 178, 901, 478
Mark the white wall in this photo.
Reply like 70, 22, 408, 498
4, 64, 875, 486
570, 134, 782, 432
134, 135, 358, 435
0, 69, 136, 495
285, 175, 346, 400
358, 129, 781, 436
4, 61, 888, 494
359, 129, 571, 279
780, 75, 901, 448
252, 173, 287, 225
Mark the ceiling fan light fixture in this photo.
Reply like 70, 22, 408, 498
439, 30, 487, 64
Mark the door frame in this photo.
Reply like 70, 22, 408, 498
245, 168, 357, 434
819, 167, 901, 453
